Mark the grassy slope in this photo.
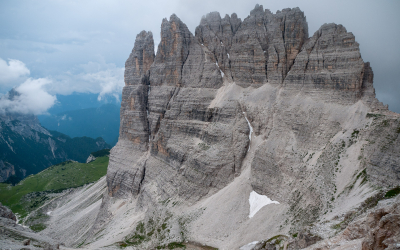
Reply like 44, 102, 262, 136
0, 156, 109, 217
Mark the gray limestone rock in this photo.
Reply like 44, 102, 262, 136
0, 202, 16, 221
125, 31, 155, 86
86, 154, 96, 163
195, 5, 309, 87
0, 160, 15, 183
108, 3, 396, 208
150, 14, 192, 87
0, 204, 60, 250
99, 4, 399, 250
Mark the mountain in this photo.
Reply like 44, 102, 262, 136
43, 92, 121, 115
0, 91, 111, 182
2, 5, 400, 250
38, 103, 120, 145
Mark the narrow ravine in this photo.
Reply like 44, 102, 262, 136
243, 112, 253, 151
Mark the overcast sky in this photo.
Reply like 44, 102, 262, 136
0, 0, 399, 114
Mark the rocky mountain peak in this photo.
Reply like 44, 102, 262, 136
124, 30, 154, 86
58, 5, 399, 250
250, 3, 264, 15
111, 5, 393, 202
0, 89, 39, 126
6, 88, 21, 101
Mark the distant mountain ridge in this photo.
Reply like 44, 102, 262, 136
44, 92, 121, 115
38, 103, 120, 145
0, 91, 111, 182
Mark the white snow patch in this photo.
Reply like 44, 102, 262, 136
243, 112, 253, 151
249, 191, 279, 218
201, 43, 204, 46
240, 241, 259, 250
46, 211, 52, 215
215, 61, 224, 78
227, 53, 230, 58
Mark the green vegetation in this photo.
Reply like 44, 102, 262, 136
198, 142, 210, 150
351, 129, 359, 138
385, 186, 400, 198
4, 175, 23, 186
156, 242, 186, 249
366, 113, 383, 118
361, 192, 384, 209
0, 120, 110, 180
91, 148, 110, 158
77, 240, 86, 248
49, 131, 111, 163
381, 120, 389, 127
156, 242, 218, 250
341, 168, 368, 195
396, 127, 400, 134
118, 221, 150, 248
356, 168, 368, 186
265, 235, 288, 246
0, 156, 109, 217
331, 222, 342, 230
30, 223, 47, 232
349, 129, 360, 145
255, 235, 288, 250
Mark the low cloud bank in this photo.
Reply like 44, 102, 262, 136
0, 57, 57, 115
48, 61, 124, 102
0, 78, 57, 115
0, 57, 124, 115
0, 58, 30, 93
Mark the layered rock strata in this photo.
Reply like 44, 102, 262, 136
90, 4, 398, 250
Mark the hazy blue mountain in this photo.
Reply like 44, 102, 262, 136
44, 92, 121, 115
0, 115, 110, 183
38, 104, 120, 145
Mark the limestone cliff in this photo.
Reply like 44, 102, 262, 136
41, 5, 399, 250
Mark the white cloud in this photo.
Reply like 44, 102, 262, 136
0, 78, 57, 115
0, 57, 124, 109
80, 65, 124, 101
0, 58, 30, 92
47, 61, 124, 101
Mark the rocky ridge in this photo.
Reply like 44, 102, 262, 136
27, 4, 399, 250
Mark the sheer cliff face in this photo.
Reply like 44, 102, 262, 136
104, 4, 399, 248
